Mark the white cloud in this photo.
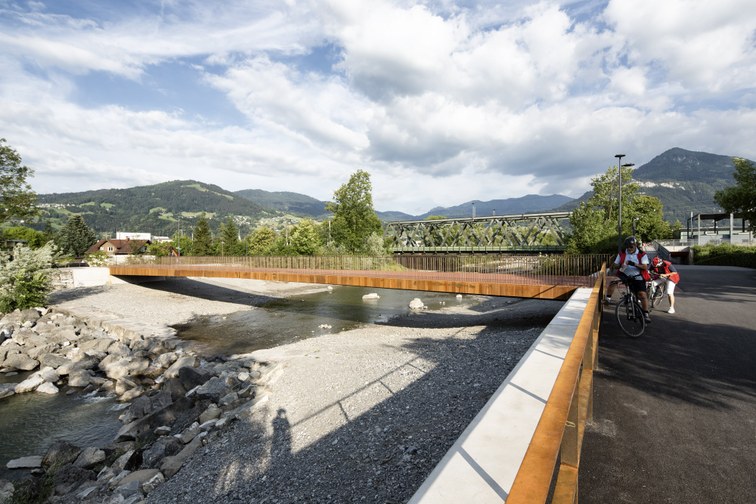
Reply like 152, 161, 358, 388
0, 0, 754, 215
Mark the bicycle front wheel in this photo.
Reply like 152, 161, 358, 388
615, 295, 646, 337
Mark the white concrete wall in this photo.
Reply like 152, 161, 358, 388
409, 287, 591, 503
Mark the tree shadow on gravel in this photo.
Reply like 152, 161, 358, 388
147, 323, 545, 504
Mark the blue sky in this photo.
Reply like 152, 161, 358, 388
1, 0, 755, 214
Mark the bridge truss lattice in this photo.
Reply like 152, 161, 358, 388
384, 212, 572, 253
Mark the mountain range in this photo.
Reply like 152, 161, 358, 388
34, 147, 745, 236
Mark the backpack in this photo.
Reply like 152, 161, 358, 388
619, 250, 651, 281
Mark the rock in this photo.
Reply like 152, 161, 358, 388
409, 298, 426, 310
142, 436, 183, 469
6, 455, 43, 469
52, 464, 96, 495
0, 479, 14, 503
43, 440, 82, 468
37, 352, 72, 369
176, 365, 211, 390
195, 376, 229, 402
14, 373, 45, 393
3, 352, 39, 372
164, 356, 200, 379
74, 447, 106, 468
0, 383, 16, 399
160, 436, 202, 478
36, 381, 60, 394
199, 403, 221, 424
116, 468, 162, 493
362, 293, 380, 300
68, 369, 94, 388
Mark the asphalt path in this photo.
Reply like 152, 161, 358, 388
580, 265, 756, 504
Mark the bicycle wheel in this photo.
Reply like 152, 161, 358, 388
615, 294, 646, 337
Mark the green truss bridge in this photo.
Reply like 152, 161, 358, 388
384, 211, 572, 253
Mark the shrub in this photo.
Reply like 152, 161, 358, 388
692, 244, 756, 268
0, 242, 57, 313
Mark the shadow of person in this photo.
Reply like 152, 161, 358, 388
271, 408, 292, 465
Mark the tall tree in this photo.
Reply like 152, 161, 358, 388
247, 226, 278, 255
566, 165, 670, 253
0, 138, 37, 225
219, 217, 241, 255
325, 170, 382, 253
290, 219, 321, 256
56, 215, 96, 257
192, 217, 213, 256
715, 157, 756, 231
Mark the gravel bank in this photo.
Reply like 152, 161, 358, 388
50, 277, 564, 503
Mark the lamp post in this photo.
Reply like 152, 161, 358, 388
615, 154, 625, 251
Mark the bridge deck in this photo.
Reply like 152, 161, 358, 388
108, 263, 590, 300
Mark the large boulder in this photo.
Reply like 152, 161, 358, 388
43, 440, 82, 468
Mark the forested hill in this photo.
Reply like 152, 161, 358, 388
38, 180, 273, 236
235, 189, 328, 218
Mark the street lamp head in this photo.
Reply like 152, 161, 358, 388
614, 154, 625, 158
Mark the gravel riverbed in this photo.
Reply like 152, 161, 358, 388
49, 277, 563, 503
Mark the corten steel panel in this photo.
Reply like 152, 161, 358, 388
109, 264, 579, 300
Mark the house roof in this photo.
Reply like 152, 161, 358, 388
87, 238, 150, 255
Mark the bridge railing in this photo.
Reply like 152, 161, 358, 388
506, 263, 606, 503
118, 254, 609, 287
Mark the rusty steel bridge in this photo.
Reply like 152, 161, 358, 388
383, 212, 572, 253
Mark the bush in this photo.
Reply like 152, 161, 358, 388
0, 242, 57, 313
692, 244, 756, 268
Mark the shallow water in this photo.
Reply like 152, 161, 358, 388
0, 376, 122, 480
174, 286, 478, 356
0, 286, 476, 480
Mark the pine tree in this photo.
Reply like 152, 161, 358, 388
56, 215, 96, 257
192, 217, 213, 256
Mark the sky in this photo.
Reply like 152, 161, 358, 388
1, 0, 755, 215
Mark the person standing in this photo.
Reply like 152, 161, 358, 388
605, 236, 652, 323
650, 256, 681, 314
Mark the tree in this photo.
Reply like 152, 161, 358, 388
219, 217, 241, 255
566, 165, 670, 253
325, 170, 382, 253
192, 217, 213, 256
0, 139, 38, 225
289, 219, 321, 256
247, 226, 278, 255
0, 242, 57, 313
1, 226, 51, 248
55, 215, 96, 257
715, 157, 756, 231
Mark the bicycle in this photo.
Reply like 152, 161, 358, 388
647, 277, 666, 311
614, 275, 646, 338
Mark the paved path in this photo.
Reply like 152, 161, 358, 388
580, 265, 756, 503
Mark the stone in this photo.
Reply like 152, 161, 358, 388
14, 373, 45, 393
0, 383, 16, 399
117, 468, 162, 492
36, 381, 60, 394
52, 464, 96, 495
164, 355, 199, 379
196, 376, 229, 402
160, 436, 202, 478
68, 369, 94, 388
362, 293, 380, 300
142, 436, 183, 469
3, 352, 39, 372
176, 365, 210, 390
199, 403, 221, 424
0, 479, 14, 503
74, 447, 106, 468
38, 353, 72, 369
6, 455, 43, 469
43, 440, 82, 468
409, 298, 426, 310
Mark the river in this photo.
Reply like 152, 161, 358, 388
0, 285, 479, 479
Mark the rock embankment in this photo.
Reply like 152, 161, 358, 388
0, 306, 273, 503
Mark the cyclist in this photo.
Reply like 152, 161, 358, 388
605, 236, 652, 323
650, 256, 680, 314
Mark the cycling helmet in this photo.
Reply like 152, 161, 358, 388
652, 256, 663, 267
623, 236, 637, 249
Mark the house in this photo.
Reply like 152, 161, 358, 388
87, 238, 151, 256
